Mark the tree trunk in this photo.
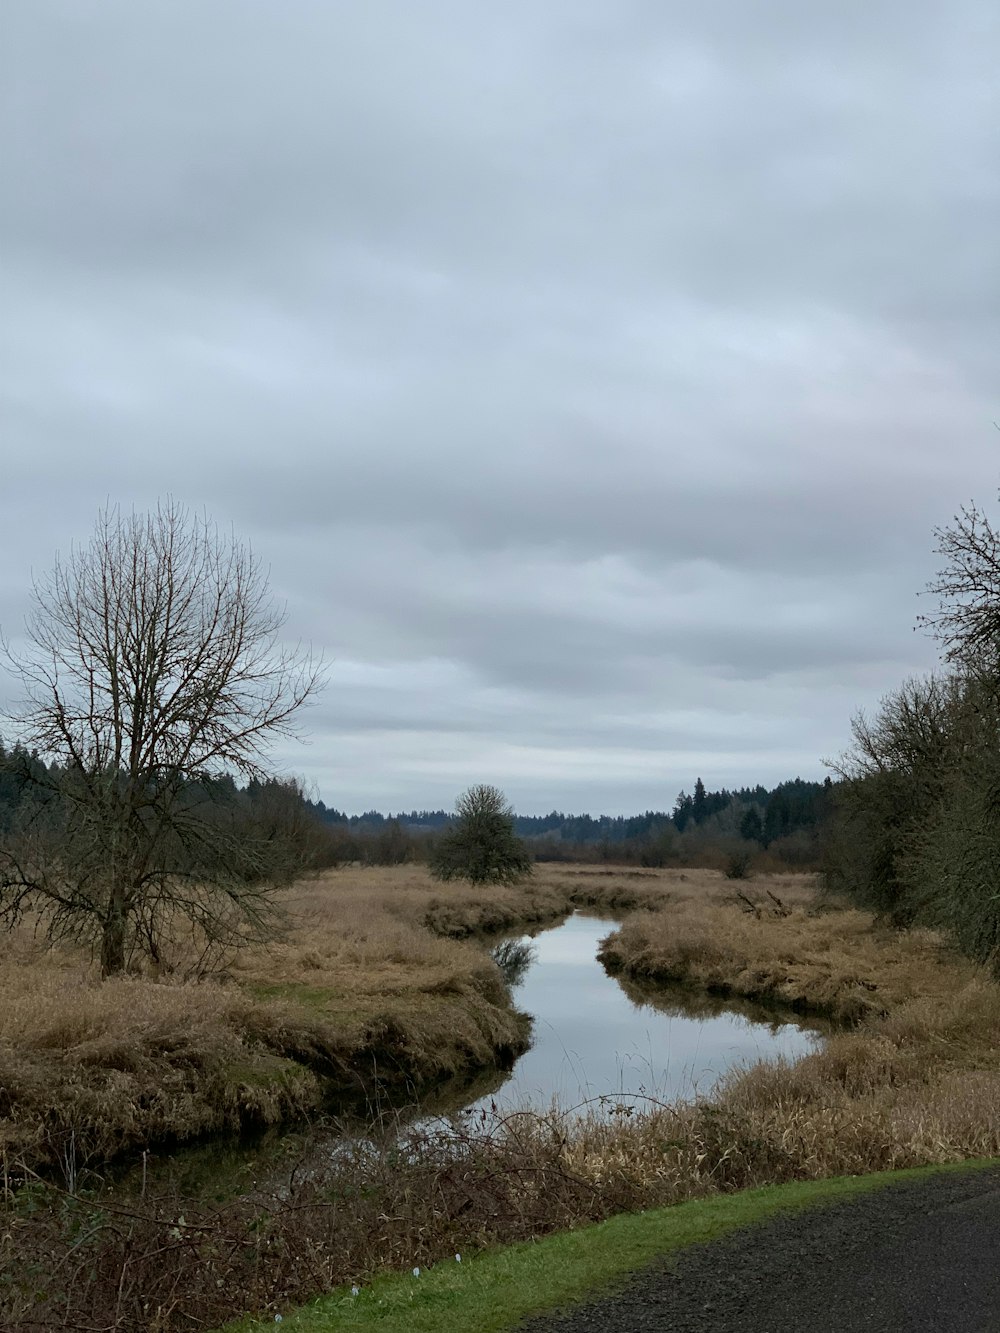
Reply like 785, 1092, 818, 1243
100, 884, 127, 977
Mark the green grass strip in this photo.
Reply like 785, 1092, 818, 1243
219, 1158, 998, 1333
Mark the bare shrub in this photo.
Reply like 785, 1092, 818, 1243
430, 785, 533, 887
724, 851, 754, 880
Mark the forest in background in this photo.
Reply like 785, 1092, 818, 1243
306, 773, 833, 869
0, 738, 833, 875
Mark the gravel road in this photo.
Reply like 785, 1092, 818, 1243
516, 1166, 1000, 1332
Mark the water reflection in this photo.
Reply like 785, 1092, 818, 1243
613, 969, 834, 1035
114, 911, 823, 1200
463, 913, 820, 1116
490, 937, 537, 987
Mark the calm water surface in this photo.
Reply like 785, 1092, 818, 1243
465, 913, 820, 1114
120, 911, 824, 1198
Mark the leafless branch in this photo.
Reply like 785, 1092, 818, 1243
1, 501, 324, 976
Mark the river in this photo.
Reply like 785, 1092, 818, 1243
120, 909, 822, 1196
465, 912, 820, 1117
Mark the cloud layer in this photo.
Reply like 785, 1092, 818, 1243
1, 2, 997, 812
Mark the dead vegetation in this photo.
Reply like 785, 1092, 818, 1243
9, 978, 1000, 1331
6, 864, 1000, 1330
599, 879, 974, 1023
0, 866, 557, 1175
0, 863, 936, 1176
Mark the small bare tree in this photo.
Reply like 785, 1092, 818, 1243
0, 502, 322, 976
430, 784, 533, 886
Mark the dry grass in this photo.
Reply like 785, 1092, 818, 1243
0, 966, 329, 1170
0, 862, 981, 1179
561, 975, 1000, 1195
8, 864, 1000, 1330
0, 864, 574, 1175
10, 984, 1000, 1332
0, 861, 754, 1175
599, 881, 975, 1023
0, 863, 918, 1175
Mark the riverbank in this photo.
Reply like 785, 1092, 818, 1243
598, 892, 978, 1023
218, 1159, 1000, 1333
0, 866, 548, 1175
11, 1059, 1000, 1333
8, 865, 1000, 1331
0, 865, 979, 1180
0, 863, 804, 1175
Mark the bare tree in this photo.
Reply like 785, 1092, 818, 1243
0, 502, 322, 976
918, 500, 1000, 669
430, 784, 533, 886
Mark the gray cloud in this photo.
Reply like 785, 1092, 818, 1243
0, 1, 996, 812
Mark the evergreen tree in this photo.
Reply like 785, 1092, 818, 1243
740, 807, 764, 845
764, 790, 792, 845
672, 790, 694, 832
692, 777, 707, 825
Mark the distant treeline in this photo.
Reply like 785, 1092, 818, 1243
0, 739, 326, 879
306, 775, 835, 869
1, 734, 834, 874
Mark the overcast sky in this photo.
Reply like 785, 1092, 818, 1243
1, 2, 998, 815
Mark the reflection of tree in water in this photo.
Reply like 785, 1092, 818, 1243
490, 938, 536, 988
610, 967, 831, 1037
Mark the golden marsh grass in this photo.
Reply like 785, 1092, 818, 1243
7, 863, 1000, 1331
0, 861, 993, 1179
